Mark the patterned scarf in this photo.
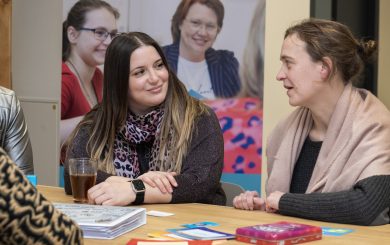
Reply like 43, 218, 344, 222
113, 108, 165, 178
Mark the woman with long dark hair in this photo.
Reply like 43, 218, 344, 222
65, 32, 226, 206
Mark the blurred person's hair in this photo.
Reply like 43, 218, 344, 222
239, 0, 265, 100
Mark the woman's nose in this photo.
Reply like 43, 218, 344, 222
148, 70, 159, 83
103, 34, 112, 45
197, 25, 207, 35
276, 68, 286, 81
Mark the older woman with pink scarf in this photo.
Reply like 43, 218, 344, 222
233, 18, 390, 226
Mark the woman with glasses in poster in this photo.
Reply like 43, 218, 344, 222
163, 0, 241, 100
61, 0, 119, 145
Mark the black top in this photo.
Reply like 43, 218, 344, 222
135, 139, 154, 174
290, 137, 322, 193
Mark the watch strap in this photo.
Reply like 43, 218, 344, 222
130, 179, 145, 205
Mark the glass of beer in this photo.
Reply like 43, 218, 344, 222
68, 158, 97, 203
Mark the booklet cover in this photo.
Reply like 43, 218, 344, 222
54, 203, 146, 239
148, 231, 190, 240
236, 221, 322, 245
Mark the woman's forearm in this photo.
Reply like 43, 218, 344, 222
60, 116, 83, 144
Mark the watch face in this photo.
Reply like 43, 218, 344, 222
132, 179, 145, 192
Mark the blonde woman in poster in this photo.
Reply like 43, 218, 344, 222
163, 0, 241, 100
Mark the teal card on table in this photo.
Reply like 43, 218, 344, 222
322, 227, 354, 236
182, 221, 219, 229
27, 175, 37, 186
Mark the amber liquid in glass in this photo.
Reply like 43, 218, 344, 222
70, 173, 96, 203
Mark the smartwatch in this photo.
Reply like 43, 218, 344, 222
130, 179, 145, 205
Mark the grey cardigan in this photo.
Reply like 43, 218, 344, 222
0, 86, 33, 174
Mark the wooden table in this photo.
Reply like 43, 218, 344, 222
38, 185, 390, 244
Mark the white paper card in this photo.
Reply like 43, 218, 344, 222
146, 210, 174, 217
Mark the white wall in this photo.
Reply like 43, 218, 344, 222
262, 0, 310, 195
378, 0, 390, 109
12, 0, 62, 186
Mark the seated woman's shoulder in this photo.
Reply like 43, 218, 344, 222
194, 105, 220, 131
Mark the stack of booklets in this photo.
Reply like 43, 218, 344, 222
54, 203, 146, 239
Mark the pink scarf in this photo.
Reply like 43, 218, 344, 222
266, 84, 390, 195
113, 108, 166, 178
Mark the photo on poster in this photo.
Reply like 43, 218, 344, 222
62, 0, 265, 193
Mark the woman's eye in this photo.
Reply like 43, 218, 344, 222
191, 20, 201, 27
155, 62, 165, 69
133, 69, 145, 76
95, 29, 107, 37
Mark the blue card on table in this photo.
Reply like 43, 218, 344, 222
182, 221, 219, 229
27, 175, 37, 187
322, 227, 354, 236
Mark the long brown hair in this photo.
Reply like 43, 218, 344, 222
284, 18, 377, 84
67, 32, 208, 174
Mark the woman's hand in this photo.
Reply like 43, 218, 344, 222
137, 171, 177, 194
265, 191, 285, 212
105, 176, 131, 183
233, 191, 266, 211
87, 181, 134, 206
